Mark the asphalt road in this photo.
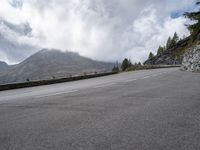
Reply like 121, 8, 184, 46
0, 68, 200, 150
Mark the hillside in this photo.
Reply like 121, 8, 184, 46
144, 2, 200, 66
0, 49, 114, 84
144, 37, 195, 65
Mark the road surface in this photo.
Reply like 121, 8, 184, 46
0, 68, 200, 150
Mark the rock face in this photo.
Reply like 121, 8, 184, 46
144, 37, 190, 65
182, 45, 200, 72
144, 51, 180, 65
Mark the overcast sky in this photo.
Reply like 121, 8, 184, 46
0, 0, 197, 64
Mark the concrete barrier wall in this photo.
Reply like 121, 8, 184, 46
143, 65, 181, 69
0, 65, 181, 91
0, 72, 118, 91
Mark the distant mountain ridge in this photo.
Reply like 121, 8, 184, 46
0, 49, 114, 84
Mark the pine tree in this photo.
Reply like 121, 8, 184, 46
112, 65, 119, 72
121, 58, 129, 71
157, 46, 164, 55
148, 52, 154, 60
172, 32, 179, 43
128, 59, 132, 67
166, 37, 172, 49
170, 32, 179, 47
163, 46, 166, 51
184, 2, 200, 39
112, 61, 119, 72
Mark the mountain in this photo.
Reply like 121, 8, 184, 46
0, 49, 114, 84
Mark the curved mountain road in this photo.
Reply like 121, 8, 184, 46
0, 68, 200, 150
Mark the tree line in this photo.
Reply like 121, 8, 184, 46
112, 59, 143, 72
147, 32, 180, 61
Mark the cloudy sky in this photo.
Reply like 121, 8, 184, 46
0, 0, 197, 64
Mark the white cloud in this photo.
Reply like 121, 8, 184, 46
0, 0, 195, 64
120, 7, 190, 62
0, 51, 9, 63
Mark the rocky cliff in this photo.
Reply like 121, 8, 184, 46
182, 45, 200, 72
144, 37, 191, 65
